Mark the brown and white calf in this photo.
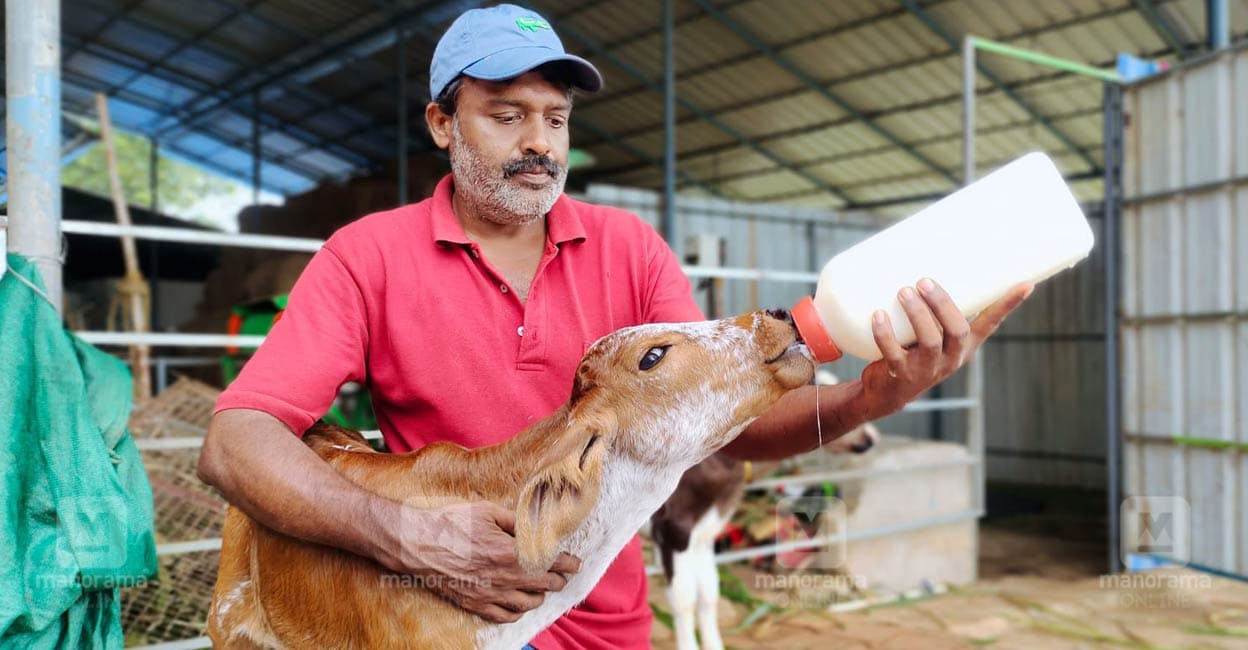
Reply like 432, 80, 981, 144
649, 369, 878, 650
207, 309, 815, 649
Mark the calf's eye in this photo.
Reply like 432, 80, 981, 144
639, 346, 668, 371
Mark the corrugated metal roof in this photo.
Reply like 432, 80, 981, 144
5, 0, 1244, 209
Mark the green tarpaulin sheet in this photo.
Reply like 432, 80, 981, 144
1, 254, 158, 648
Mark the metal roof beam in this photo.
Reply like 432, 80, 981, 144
574, 119, 726, 199
844, 168, 1104, 210
151, 0, 477, 140
62, 0, 145, 63
97, 1, 258, 99
673, 106, 1103, 191
898, 0, 1100, 172
63, 6, 381, 160
74, 1, 385, 135
758, 164, 1101, 205
64, 3, 384, 142
543, 11, 853, 206
61, 34, 376, 168
1133, 0, 1190, 58
160, 139, 317, 191
573, 2, 1134, 155
57, 72, 328, 186
149, 5, 380, 135
574, 0, 920, 115
589, 59, 1112, 181
690, 0, 958, 186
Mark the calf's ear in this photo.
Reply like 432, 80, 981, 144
513, 415, 610, 575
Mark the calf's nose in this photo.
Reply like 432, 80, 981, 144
764, 308, 801, 343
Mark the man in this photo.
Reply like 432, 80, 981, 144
197, 4, 1032, 649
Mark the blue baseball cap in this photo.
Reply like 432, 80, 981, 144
429, 4, 604, 102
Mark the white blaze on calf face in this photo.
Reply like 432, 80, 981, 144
570, 314, 808, 469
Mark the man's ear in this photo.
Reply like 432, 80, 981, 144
425, 102, 453, 150
513, 420, 607, 575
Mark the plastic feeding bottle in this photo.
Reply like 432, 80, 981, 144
791, 151, 1095, 363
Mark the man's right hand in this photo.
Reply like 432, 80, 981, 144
371, 500, 582, 624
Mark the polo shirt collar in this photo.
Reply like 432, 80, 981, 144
430, 174, 587, 246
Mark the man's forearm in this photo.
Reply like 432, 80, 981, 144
720, 380, 874, 461
197, 408, 401, 565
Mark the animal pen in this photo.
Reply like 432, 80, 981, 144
83, 35, 1210, 647
8, 0, 1248, 648
0, 22, 1127, 650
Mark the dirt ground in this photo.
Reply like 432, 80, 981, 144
649, 489, 1248, 649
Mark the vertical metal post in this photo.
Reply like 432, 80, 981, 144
662, 0, 677, 244
397, 25, 409, 206
252, 91, 261, 204
1208, 0, 1229, 50
156, 357, 168, 394
149, 137, 160, 333
150, 137, 159, 213
6, 0, 63, 315
962, 36, 976, 185
805, 219, 818, 295
1103, 82, 1124, 574
962, 35, 983, 581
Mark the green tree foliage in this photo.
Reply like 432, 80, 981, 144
62, 126, 236, 219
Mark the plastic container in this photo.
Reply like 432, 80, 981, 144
792, 151, 1095, 363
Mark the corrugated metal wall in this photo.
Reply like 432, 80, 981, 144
1121, 47, 1248, 575
982, 208, 1108, 490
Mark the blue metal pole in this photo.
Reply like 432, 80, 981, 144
1104, 82, 1124, 574
1207, 0, 1229, 50
252, 90, 261, 204
6, 0, 63, 314
662, 0, 676, 245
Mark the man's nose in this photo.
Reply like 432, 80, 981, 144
521, 119, 552, 158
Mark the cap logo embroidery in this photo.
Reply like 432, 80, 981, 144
516, 16, 550, 32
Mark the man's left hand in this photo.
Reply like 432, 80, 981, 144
858, 278, 1034, 420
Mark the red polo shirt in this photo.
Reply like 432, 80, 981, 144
215, 174, 703, 649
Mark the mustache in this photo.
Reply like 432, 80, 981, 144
503, 154, 561, 179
